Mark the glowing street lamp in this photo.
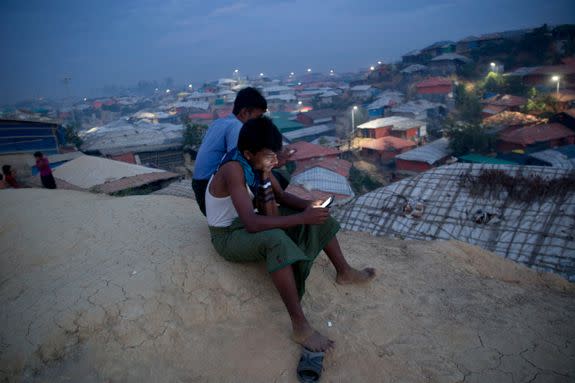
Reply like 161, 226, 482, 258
552, 75, 560, 96
289, 72, 295, 77
351, 106, 358, 139
188, 84, 193, 89
370, 66, 375, 71
377, 61, 382, 65
329, 69, 335, 75
259, 72, 265, 77
234, 69, 239, 74
165, 89, 171, 93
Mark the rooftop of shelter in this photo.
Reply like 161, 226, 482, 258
284, 141, 341, 161
357, 116, 424, 131
499, 123, 574, 145
334, 163, 575, 282
395, 138, 452, 164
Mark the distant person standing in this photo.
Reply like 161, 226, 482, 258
192, 87, 268, 216
34, 152, 57, 189
2, 165, 20, 188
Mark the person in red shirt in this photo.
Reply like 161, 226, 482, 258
2, 165, 20, 188
0, 174, 6, 189
34, 152, 57, 189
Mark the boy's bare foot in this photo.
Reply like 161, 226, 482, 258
293, 323, 334, 352
336, 267, 376, 285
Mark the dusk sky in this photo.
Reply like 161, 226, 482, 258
1, 0, 574, 104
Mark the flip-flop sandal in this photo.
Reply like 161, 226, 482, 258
297, 347, 325, 383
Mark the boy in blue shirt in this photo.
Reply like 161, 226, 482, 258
192, 87, 267, 215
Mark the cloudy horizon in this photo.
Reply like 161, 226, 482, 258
1, 0, 574, 104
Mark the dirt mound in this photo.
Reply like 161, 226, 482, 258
1, 189, 573, 382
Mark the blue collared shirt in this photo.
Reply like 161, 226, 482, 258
193, 114, 243, 180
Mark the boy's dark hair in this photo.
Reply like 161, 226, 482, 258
34, 151, 43, 158
233, 87, 267, 115
238, 117, 282, 154
2, 165, 11, 175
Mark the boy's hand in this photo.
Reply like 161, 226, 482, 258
301, 205, 329, 225
310, 199, 324, 208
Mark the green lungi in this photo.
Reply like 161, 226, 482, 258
208, 208, 340, 298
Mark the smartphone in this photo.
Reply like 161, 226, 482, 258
319, 195, 334, 208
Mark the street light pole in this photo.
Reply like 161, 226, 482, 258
552, 75, 560, 97
351, 106, 358, 149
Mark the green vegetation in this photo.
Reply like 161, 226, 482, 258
64, 122, 83, 148
460, 24, 573, 81
444, 119, 494, 157
522, 88, 559, 118
454, 84, 483, 124
473, 72, 528, 97
183, 121, 208, 151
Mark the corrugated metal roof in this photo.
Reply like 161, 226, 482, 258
415, 77, 452, 88
94, 171, 179, 194
358, 136, 417, 151
291, 167, 354, 197
500, 123, 574, 145
283, 124, 335, 141
272, 118, 304, 132
431, 53, 471, 62
391, 100, 444, 115
400, 64, 428, 74
267, 94, 296, 101
367, 93, 404, 110
53, 155, 169, 189
300, 108, 340, 120
395, 138, 452, 164
528, 145, 575, 169
357, 116, 423, 131
459, 154, 517, 165
285, 141, 340, 161
293, 157, 352, 177
505, 67, 541, 77
80, 119, 184, 155
350, 85, 372, 91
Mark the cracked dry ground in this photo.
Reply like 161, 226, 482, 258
1, 189, 574, 383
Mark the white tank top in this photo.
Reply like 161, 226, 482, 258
205, 175, 254, 227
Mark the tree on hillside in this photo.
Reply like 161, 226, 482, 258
454, 84, 483, 124
183, 121, 208, 152
515, 24, 555, 66
481, 72, 506, 94
444, 119, 494, 156
64, 122, 83, 148
522, 88, 560, 117
503, 76, 528, 97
